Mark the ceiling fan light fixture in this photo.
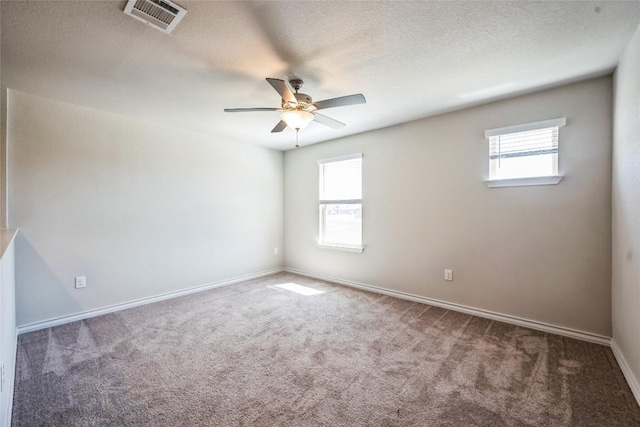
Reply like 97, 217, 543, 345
280, 110, 314, 130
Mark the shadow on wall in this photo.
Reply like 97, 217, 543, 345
15, 232, 81, 327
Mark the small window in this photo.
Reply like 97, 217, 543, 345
318, 154, 363, 252
485, 118, 566, 187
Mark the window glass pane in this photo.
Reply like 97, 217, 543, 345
321, 204, 362, 246
320, 158, 362, 201
491, 153, 557, 179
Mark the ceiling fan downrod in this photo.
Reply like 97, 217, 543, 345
289, 79, 304, 93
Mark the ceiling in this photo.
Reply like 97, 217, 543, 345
2, 1, 640, 151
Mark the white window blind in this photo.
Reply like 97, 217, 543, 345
319, 155, 362, 203
486, 118, 565, 181
490, 127, 558, 161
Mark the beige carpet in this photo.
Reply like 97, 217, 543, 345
12, 272, 640, 426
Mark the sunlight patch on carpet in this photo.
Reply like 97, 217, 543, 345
270, 283, 325, 296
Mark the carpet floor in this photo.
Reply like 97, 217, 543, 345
12, 272, 640, 426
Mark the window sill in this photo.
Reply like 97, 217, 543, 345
316, 243, 365, 253
485, 175, 563, 188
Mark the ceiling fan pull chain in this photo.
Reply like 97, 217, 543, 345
295, 129, 300, 148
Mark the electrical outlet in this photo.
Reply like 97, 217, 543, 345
274, 248, 279, 255
75, 276, 87, 289
444, 269, 453, 281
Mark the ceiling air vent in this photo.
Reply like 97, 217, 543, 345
124, 0, 187, 34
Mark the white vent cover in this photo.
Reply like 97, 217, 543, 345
124, 0, 187, 34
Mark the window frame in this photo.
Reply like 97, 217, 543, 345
317, 153, 364, 253
484, 117, 566, 188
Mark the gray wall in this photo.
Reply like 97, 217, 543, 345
284, 77, 613, 336
8, 90, 284, 326
612, 23, 640, 391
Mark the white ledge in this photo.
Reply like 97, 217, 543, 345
316, 243, 365, 253
485, 117, 566, 137
485, 175, 564, 188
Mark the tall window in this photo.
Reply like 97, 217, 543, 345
485, 118, 565, 187
318, 154, 363, 252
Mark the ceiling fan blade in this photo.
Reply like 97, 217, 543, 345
313, 113, 346, 130
224, 108, 280, 112
266, 78, 297, 104
313, 94, 366, 110
271, 120, 287, 133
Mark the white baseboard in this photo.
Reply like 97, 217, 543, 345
16, 268, 284, 334
611, 339, 640, 407
285, 267, 612, 346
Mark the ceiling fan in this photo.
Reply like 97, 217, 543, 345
224, 78, 366, 134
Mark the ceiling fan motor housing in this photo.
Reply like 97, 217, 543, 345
283, 93, 314, 111
295, 93, 312, 103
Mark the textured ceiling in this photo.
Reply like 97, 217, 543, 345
2, 1, 640, 150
